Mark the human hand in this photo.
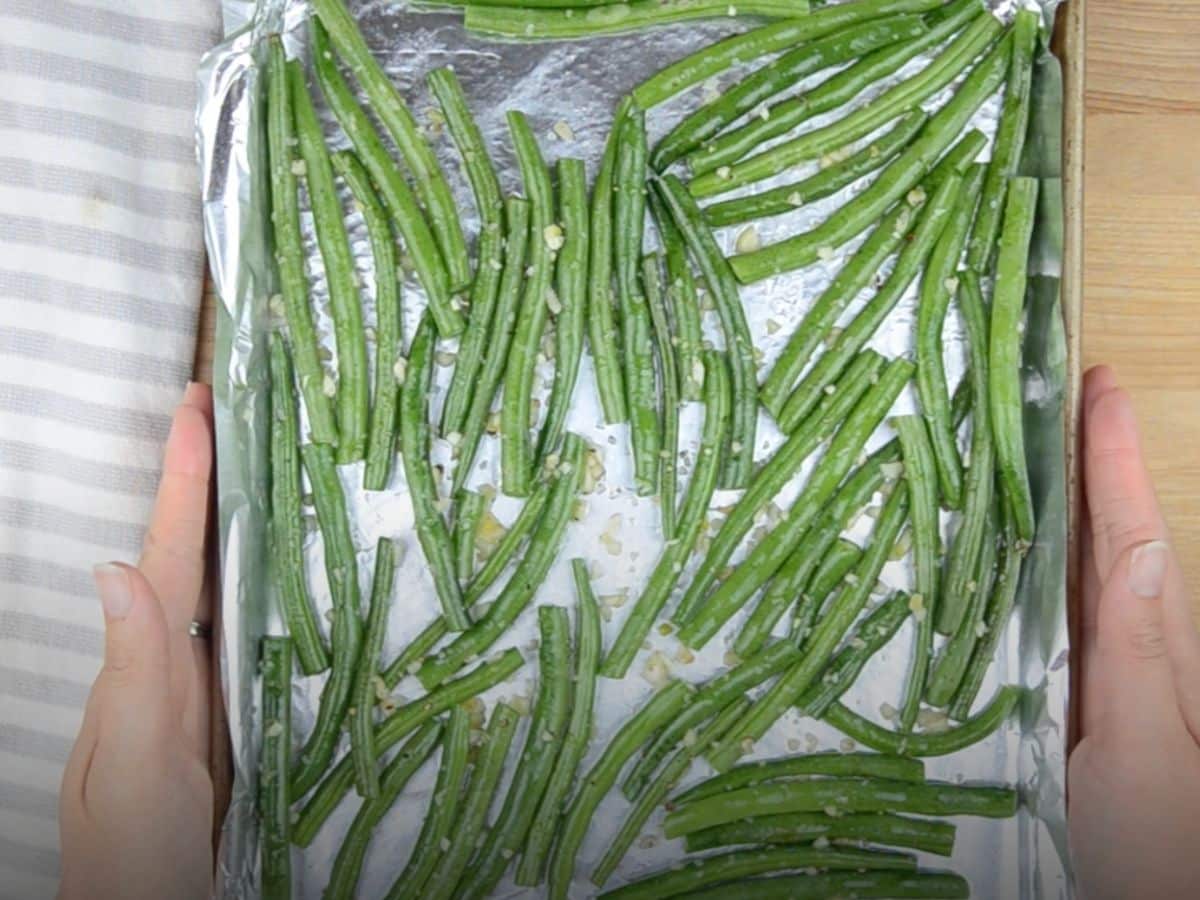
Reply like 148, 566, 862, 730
58, 383, 217, 900
1069, 366, 1200, 900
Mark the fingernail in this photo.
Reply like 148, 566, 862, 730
1128, 541, 1169, 598
94, 563, 133, 620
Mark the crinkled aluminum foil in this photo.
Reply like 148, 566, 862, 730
198, 2, 1071, 897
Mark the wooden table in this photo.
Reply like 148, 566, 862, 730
193, 0, 1200, 618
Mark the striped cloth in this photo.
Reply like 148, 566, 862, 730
0, 3, 219, 896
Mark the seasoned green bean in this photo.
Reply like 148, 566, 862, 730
649, 193, 704, 401
380, 616, 448, 689
349, 539, 398, 798
673, 871, 971, 900
259, 637, 292, 900
464, 480, 550, 605
642, 253, 680, 538
684, 811, 957, 858
453, 489, 488, 585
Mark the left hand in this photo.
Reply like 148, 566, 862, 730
58, 383, 217, 900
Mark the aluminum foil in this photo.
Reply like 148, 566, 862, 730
197, 2, 1071, 897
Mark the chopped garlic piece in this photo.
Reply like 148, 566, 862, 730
552, 120, 575, 141
543, 224, 565, 251
734, 225, 761, 254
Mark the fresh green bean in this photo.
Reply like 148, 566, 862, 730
649, 193, 704, 401
600, 352, 729, 678
259, 637, 292, 900
463, 0, 811, 40
593, 697, 751, 888
380, 616, 449, 689
290, 444, 364, 798
706, 482, 910, 771
642, 253, 680, 538
654, 175, 756, 489
679, 358, 912, 651
384, 707, 472, 900
538, 158, 590, 463
675, 751, 924, 807
600, 845, 916, 900
502, 111, 556, 497
966, 8, 1040, 275
691, 12, 1003, 203
419, 434, 584, 688
324, 721, 443, 900
827, 686, 1021, 757
775, 163, 968, 431
310, 21, 463, 337
798, 591, 911, 717
588, 98, 629, 424
311, 0, 470, 291
349, 539, 398, 798
631, 0, 948, 109
459, 607, 572, 898
402, 315, 471, 631
453, 490, 488, 585
673, 871, 971, 900
464, 480, 550, 605
704, 110, 928, 228
330, 151, 403, 488
937, 270, 996, 635
292, 648, 525, 847
688, 0, 984, 175
429, 67, 506, 438
547, 680, 693, 900
652, 15, 929, 170
268, 335, 329, 675
265, 38, 337, 446
989, 176, 1039, 542
423, 703, 521, 900
452, 197, 533, 494
684, 811, 957, 857
517, 560, 603, 886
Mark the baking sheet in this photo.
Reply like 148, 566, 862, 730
197, 2, 1072, 897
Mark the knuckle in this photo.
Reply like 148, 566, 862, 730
1124, 617, 1168, 661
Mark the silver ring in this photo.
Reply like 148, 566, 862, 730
188, 620, 212, 640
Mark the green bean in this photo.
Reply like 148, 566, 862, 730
966, 8, 1040, 275
691, 12, 1003, 203
654, 175, 756, 489
688, 0, 983, 175
775, 163, 968, 431
310, 21, 463, 337
502, 111, 556, 497
937, 270, 996, 635
674, 871, 971, 900
706, 482, 910, 771
453, 489, 488, 585
631, 0, 948, 109
348, 539, 398, 798
265, 39, 337, 446
600, 845, 916, 900
622, 638, 801, 800
259, 637, 292, 900
684, 812, 957, 858
704, 110, 928, 228
292, 648, 525, 847
419, 434, 584, 688
593, 697, 751, 888
459, 607, 572, 898
538, 158, 590, 463
324, 721, 443, 900
679, 358, 912, 651
650, 193, 704, 401
452, 197, 533, 495
423, 703, 521, 900
675, 751, 924, 807
798, 591, 911, 717
463, 0, 811, 40
587, 98, 629, 424
784, 539, 867, 648
826, 686, 1021, 757
652, 15, 929, 170
812, 539, 865, 606
548, 680, 692, 900
666, 776, 1017, 837
402, 315, 471, 631
267, 335, 329, 675
380, 616, 449, 689
517, 560, 603, 886
429, 67, 506, 438
917, 164, 985, 509
311, 0, 470, 291
989, 176, 1039, 542
384, 707, 472, 900
290, 444, 364, 798
600, 351, 730, 679
642, 253, 680, 538
465, 480, 551, 605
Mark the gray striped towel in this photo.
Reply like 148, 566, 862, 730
0, 2, 220, 896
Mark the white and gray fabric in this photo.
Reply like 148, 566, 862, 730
0, 3, 219, 896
